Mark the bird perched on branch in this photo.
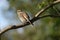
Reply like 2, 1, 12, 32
17, 10, 33, 27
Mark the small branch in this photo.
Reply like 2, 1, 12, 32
35, 0, 60, 17
40, 15, 60, 18
0, 0, 60, 35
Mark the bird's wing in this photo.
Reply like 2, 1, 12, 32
22, 12, 29, 20
22, 12, 33, 27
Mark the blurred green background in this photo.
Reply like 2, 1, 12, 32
1, 0, 60, 40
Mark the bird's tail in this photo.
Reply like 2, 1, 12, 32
28, 20, 34, 27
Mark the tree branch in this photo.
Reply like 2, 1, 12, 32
0, 0, 60, 35
35, 0, 60, 17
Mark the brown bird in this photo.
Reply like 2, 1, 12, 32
17, 10, 33, 27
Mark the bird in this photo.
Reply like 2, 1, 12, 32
17, 10, 33, 27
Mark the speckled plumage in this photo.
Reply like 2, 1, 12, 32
17, 10, 33, 27
17, 10, 29, 23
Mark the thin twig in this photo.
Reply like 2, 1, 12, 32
53, 6, 60, 15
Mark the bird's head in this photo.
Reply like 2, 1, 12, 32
17, 10, 22, 14
17, 10, 21, 12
